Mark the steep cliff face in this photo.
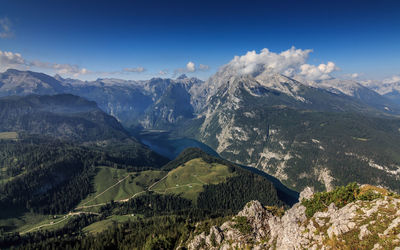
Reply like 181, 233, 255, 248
187, 184, 400, 249
192, 71, 400, 193
140, 82, 196, 129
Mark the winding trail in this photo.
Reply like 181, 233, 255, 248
76, 172, 170, 208
77, 173, 134, 208
22, 170, 210, 233
192, 174, 207, 185
21, 211, 99, 235
155, 183, 202, 194
148, 174, 169, 191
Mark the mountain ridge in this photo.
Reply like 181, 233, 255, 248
2, 69, 400, 194
187, 183, 400, 249
0, 93, 130, 142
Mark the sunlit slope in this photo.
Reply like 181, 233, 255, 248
77, 167, 166, 207
151, 158, 235, 201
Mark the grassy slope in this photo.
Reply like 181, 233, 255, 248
83, 215, 143, 234
0, 211, 68, 233
3, 167, 166, 234
151, 158, 235, 201
80, 158, 236, 234
78, 167, 166, 207
2, 154, 282, 236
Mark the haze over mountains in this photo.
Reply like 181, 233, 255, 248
361, 76, 400, 106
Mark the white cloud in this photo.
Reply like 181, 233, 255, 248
174, 62, 209, 75
226, 47, 339, 80
123, 67, 146, 73
383, 75, 400, 84
175, 61, 199, 75
299, 61, 339, 80
0, 50, 90, 77
158, 70, 168, 75
186, 61, 195, 72
0, 17, 13, 39
30, 60, 90, 77
0, 51, 25, 70
0, 51, 151, 78
351, 73, 359, 78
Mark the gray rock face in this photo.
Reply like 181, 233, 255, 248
187, 187, 400, 249
299, 186, 314, 201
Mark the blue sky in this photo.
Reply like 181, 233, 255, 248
0, 0, 399, 80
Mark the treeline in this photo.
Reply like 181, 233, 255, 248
1, 179, 284, 249
1, 193, 213, 250
0, 213, 101, 249
0, 137, 167, 214
0, 146, 288, 249
198, 168, 285, 212
2, 215, 191, 250
100, 192, 193, 217
161, 147, 222, 171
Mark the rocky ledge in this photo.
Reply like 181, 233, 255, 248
186, 184, 400, 249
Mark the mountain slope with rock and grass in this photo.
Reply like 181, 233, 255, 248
2, 68, 400, 197
181, 64, 400, 193
0, 69, 203, 128
187, 183, 400, 249
0, 93, 133, 142
0, 148, 293, 249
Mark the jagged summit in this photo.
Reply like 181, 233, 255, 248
177, 74, 188, 79
187, 184, 400, 249
53, 73, 64, 81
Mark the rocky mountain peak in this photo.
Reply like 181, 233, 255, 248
53, 74, 64, 82
187, 184, 400, 249
177, 74, 188, 79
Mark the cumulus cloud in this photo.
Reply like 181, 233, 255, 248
0, 50, 152, 78
0, 50, 90, 77
383, 75, 400, 84
123, 67, 146, 73
299, 61, 339, 80
174, 61, 209, 75
0, 17, 13, 39
158, 70, 168, 76
30, 60, 90, 76
226, 47, 339, 80
186, 61, 195, 72
0, 51, 25, 69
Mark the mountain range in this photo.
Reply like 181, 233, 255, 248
1, 66, 400, 249
1, 68, 400, 194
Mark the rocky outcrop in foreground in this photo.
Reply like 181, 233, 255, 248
187, 184, 400, 249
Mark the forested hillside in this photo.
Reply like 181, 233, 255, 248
0, 136, 168, 215
0, 94, 130, 142
0, 146, 289, 249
